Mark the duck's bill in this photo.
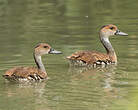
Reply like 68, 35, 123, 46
115, 30, 128, 36
49, 48, 62, 54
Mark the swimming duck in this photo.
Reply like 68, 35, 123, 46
67, 24, 128, 66
3, 43, 62, 82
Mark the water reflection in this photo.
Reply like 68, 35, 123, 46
2, 81, 51, 110
68, 65, 117, 93
49, 65, 118, 110
0, 0, 138, 110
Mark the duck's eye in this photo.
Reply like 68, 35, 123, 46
110, 27, 114, 30
43, 46, 48, 48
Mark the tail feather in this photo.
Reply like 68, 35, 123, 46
3, 75, 16, 81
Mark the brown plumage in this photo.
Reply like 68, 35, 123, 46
67, 51, 110, 65
4, 67, 47, 81
3, 43, 62, 82
67, 24, 128, 66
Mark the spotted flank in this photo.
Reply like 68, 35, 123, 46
3, 43, 62, 83
28, 74, 43, 81
95, 60, 115, 65
67, 24, 128, 67
3, 66, 48, 83
3, 71, 47, 83
69, 59, 87, 66
69, 59, 116, 67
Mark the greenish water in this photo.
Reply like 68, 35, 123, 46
0, 0, 138, 110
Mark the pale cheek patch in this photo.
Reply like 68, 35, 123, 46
109, 31, 115, 35
40, 49, 49, 54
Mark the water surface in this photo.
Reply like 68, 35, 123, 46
0, 0, 138, 110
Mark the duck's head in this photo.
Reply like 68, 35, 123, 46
34, 43, 62, 56
100, 24, 128, 38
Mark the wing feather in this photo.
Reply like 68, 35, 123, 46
67, 51, 110, 64
4, 67, 47, 80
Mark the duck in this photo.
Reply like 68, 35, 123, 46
67, 24, 128, 66
3, 43, 62, 82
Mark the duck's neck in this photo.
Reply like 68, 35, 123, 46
100, 35, 117, 63
33, 53, 46, 73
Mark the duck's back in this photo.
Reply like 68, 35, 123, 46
67, 51, 111, 66
3, 66, 47, 82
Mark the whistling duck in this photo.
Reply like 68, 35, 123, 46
3, 43, 62, 82
67, 24, 128, 66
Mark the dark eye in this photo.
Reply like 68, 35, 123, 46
43, 46, 48, 48
110, 27, 114, 30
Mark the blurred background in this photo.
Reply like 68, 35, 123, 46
0, 0, 138, 110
